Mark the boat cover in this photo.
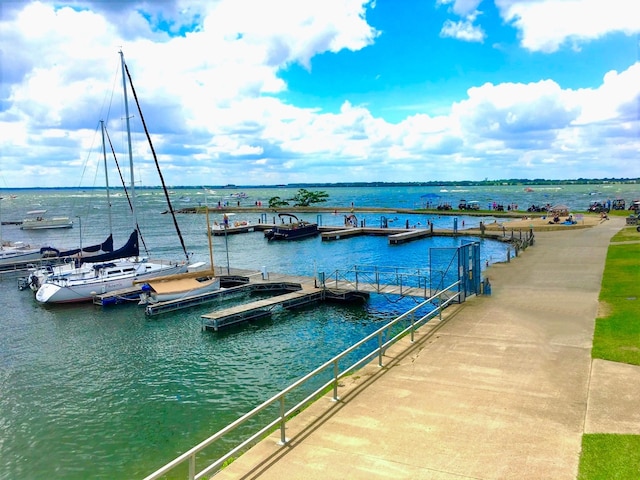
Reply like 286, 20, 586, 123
80, 230, 139, 263
40, 234, 114, 258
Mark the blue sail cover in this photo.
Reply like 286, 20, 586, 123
40, 234, 114, 258
83, 230, 139, 263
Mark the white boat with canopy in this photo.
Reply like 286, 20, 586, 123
20, 210, 73, 230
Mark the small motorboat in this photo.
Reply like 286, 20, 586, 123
264, 213, 319, 241
138, 270, 220, 305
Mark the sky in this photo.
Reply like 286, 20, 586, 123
0, 0, 639, 188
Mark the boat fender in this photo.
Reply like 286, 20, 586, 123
141, 283, 152, 292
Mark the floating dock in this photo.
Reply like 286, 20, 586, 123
145, 284, 252, 316
388, 229, 433, 244
201, 288, 324, 331
210, 225, 254, 236
93, 285, 144, 305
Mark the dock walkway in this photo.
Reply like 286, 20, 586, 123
212, 216, 640, 480
201, 287, 323, 331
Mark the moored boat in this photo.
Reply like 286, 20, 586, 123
0, 241, 44, 267
35, 51, 192, 304
264, 213, 319, 241
138, 269, 220, 305
20, 210, 73, 230
36, 258, 188, 303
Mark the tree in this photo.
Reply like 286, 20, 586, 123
288, 189, 329, 207
268, 196, 290, 209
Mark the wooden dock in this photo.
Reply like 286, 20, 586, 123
93, 265, 452, 328
145, 284, 252, 316
388, 229, 433, 244
321, 226, 421, 242
201, 287, 325, 331
210, 225, 254, 236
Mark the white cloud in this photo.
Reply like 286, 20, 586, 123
440, 19, 486, 42
496, 0, 640, 52
0, 1, 638, 186
437, 0, 483, 17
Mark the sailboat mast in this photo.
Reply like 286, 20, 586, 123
119, 50, 137, 232
100, 120, 113, 234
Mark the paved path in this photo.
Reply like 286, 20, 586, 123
214, 216, 640, 480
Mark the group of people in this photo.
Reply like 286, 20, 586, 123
549, 213, 577, 225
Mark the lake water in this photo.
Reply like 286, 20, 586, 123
0, 183, 637, 479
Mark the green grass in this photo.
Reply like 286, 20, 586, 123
579, 227, 640, 480
591, 227, 640, 365
578, 435, 640, 480
610, 225, 640, 242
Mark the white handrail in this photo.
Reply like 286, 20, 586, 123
143, 280, 461, 480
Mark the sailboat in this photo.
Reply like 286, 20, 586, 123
35, 51, 190, 304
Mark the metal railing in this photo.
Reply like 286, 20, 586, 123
319, 265, 444, 298
143, 280, 462, 480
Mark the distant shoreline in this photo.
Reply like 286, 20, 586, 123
1, 178, 638, 191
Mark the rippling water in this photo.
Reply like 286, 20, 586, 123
0, 183, 636, 479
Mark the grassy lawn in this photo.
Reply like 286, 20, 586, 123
579, 225, 640, 479
579, 435, 640, 480
591, 226, 640, 365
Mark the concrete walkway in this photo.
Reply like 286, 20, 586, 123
214, 216, 640, 480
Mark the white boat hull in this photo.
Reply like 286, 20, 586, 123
36, 261, 188, 304
0, 248, 43, 267
21, 217, 73, 230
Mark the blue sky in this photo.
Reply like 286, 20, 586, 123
0, 0, 638, 188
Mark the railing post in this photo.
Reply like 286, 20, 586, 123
410, 311, 415, 342
378, 332, 384, 367
189, 454, 196, 480
279, 396, 287, 445
355, 266, 359, 291
333, 360, 340, 401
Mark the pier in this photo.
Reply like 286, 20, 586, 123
91, 264, 455, 320
196, 265, 451, 331
201, 287, 324, 331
